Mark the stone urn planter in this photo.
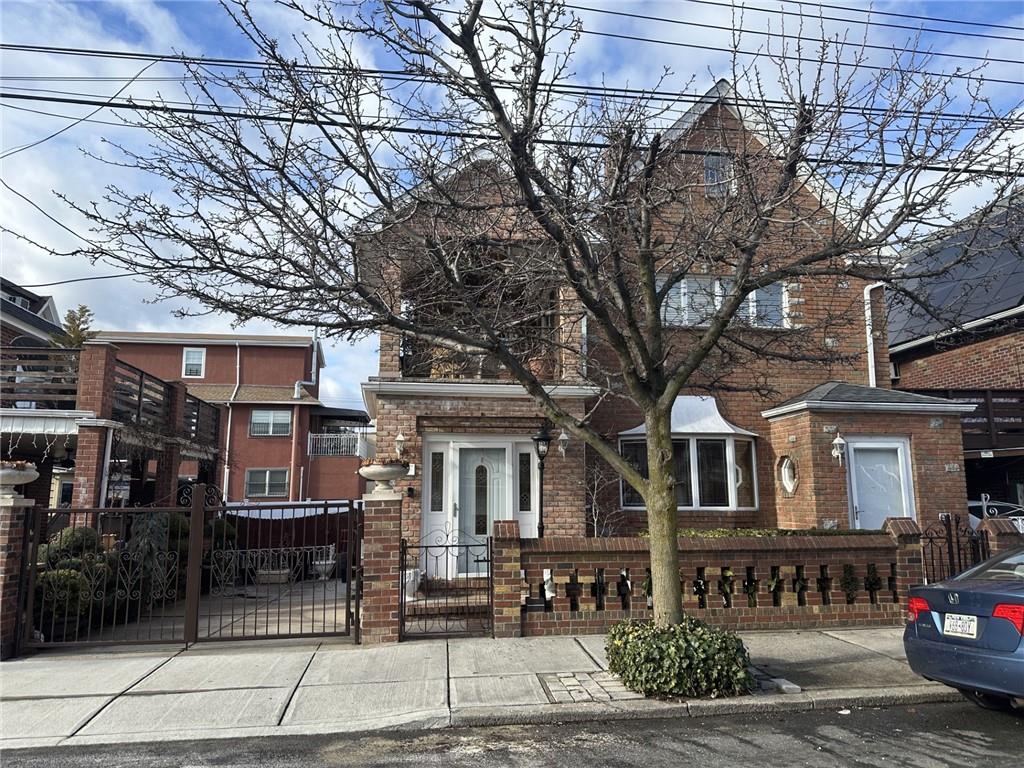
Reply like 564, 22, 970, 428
358, 461, 409, 495
0, 462, 39, 496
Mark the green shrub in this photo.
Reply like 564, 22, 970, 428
206, 518, 237, 548
49, 526, 101, 556
606, 618, 754, 698
35, 569, 90, 617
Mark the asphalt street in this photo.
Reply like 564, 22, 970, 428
4, 701, 1021, 768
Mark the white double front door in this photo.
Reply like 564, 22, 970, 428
846, 437, 916, 529
423, 437, 539, 573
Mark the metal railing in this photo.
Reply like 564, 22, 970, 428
308, 432, 361, 457
0, 346, 80, 409
906, 389, 1024, 451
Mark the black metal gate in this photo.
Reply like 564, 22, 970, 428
17, 484, 363, 653
398, 533, 493, 640
921, 513, 990, 584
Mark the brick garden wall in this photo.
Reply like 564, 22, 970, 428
493, 518, 925, 637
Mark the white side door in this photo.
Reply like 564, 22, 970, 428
847, 438, 916, 529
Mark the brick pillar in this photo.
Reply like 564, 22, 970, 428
153, 381, 187, 506
884, 517, 924, 596
77, 343, 119, 418
0, 478, 35, 659
73, 343, 120, 509
492, 519, 523, 638
359, 491, 402, 644
978, 518, 1024, 555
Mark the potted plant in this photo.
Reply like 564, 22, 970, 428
358, 455, 410, 494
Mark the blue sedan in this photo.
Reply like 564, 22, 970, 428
904, 546, 1024, 713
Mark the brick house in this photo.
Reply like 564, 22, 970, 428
361, 83, 976, 558
889, 194, 1023, 507
94, 332, 368, 503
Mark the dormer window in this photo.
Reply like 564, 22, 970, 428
704, 153, 734, 198
182, 347, 206, 378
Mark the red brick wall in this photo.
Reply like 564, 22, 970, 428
491, 518, 922, 637
306, 455, 364, 500
766, 410, 967, 531
894, 331, 1024, 390
110, 342, 317, 390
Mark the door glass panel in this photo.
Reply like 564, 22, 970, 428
518, 453, 532, 512
430, 451, 444, 512
852, 447, 904, 528
457, 448, 506, 569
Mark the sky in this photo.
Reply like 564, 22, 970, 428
2, 0, 1023, 412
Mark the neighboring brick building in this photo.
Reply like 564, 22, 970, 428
95, 332, 368, 502
889, 194, 1024, 507
362, 81, 974, 554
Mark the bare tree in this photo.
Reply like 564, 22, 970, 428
47, 1, 1023, 625
585, 454, 625, 538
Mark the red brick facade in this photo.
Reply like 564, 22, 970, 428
894, 331, 1024, 390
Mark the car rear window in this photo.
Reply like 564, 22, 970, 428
954, 549, 1024, 581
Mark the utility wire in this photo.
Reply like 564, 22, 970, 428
17, 273, 136, 288
677, 0, 1024, 42
562, 2, 1024, 65
2, 45, 1021, 126
2, 90, 1020, 176
775, 0, 1024, 32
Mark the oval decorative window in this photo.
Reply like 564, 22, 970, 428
780, 456, 798, 494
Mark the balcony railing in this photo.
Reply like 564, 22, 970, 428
308, 432, 361, 457
184, 394, 220, 447
907, 389, 1024, 451
0, 346, 80, 409
112, 360, 171, 432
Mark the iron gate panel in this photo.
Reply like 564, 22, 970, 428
18, 485, 363, 653
399, 533, 493, 640
922, 513, 990, 584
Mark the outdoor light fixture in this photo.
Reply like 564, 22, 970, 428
395, 432, 406, 457
558, 429, 569, 458
532, 423, 552, 538
831, 432, 847, 466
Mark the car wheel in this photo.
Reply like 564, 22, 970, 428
960, 689, 1014, 712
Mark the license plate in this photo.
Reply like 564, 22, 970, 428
943, 613, 978, 639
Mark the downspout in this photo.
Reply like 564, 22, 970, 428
290, 334, 319, 500
863, 282, 885, 388
222, 342, 242, 499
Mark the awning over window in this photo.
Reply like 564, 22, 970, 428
619, 396, 757, 437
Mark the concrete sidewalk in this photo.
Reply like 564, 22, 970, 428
0, 628, 957, 750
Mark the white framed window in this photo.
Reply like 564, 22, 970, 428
660, 276, 788, 329
181, 347, 206, 378
619, 436, 758, 511
704, 153, 735, 198
249, 409, 292, 437
245, 468, 289, 497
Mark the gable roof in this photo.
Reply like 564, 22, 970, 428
1, 278, 63, 341
888, 194, 1024, 350
761, 381, 977, 418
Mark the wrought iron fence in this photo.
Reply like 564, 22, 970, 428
399, 531, 493, 640
17, 487, 362, 653
921, 513, 990, 584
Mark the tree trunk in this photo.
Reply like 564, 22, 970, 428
645, 412, 683, 625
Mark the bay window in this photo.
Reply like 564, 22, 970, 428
620, 436, 757, 511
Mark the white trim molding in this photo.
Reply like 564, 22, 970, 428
361, 380, 601, 417
761, 399, 977, 420
0, 408, 96, 435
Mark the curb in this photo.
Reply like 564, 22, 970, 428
0, 685, 960, 751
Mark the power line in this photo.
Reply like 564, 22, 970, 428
2, 90, 1020, 176
677, 0, 1024, 42
776, 0, 1024, 32
2, 45, 1021, 127
563, 2, 1024, 65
